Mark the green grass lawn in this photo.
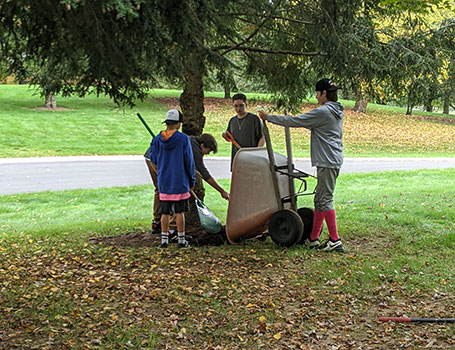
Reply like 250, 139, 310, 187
1, 84, 455, 158
1, 169, 454, 348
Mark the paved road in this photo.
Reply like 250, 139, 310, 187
2, 155, 455, 195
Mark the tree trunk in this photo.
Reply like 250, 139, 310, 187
180, 54, 205, 137
425, 98, 433, 112
45, 92, 56, 109
353, 89, 368, 113
186, 172, 205, 233
406, 88, 413, 115
443, 95, 450, 115
179, 54, 207, 234
224, 82, 230, 99
406, 101, 413, 115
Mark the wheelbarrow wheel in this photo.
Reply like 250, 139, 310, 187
297, 207, 314, 244
269, 209, 304, 247
296, 207, 323, 244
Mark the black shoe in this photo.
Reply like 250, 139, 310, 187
169, 231, 178, 243
318, 239, 344, 252
159, 242, 168, 249
178, 240, 190, 249
304, 239, 320, 249
152, 221, 161, 234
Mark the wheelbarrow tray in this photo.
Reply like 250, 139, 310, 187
226, 147, 292, 243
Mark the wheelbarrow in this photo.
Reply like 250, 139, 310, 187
225, 119, 316, 247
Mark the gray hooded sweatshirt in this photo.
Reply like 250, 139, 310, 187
267, 101, 344, 169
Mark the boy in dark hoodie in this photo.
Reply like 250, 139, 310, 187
259, 78, 344, 252
149, 109, 196, 248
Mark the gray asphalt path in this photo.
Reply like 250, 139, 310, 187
1, 156, 455, 195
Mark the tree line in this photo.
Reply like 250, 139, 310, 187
1, 0, 454, 134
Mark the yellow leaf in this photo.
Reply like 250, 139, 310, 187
273, 333, 281, 340
231, 257, 238, 262
259, 316, 266, 323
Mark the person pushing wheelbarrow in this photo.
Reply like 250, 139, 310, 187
258, 78, 345, 252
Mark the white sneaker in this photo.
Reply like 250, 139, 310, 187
304, 239, 320, 249
319, 239, 344, 252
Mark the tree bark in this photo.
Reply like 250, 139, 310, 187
179, 53, 208, 234
353, 88, 368, 113
45, 92, 56, 109
425, 98, 433, 112
406, 101, 413, 115
186, 172, 205, 234
443, 95, 450, 115
224, 82, 230, 99
180, 54, 205, 137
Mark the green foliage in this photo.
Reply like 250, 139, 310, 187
380, 0, 454, 14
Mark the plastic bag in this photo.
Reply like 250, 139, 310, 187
195, 198, 222, 233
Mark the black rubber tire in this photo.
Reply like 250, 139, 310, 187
268, 209, 304, 247
296, 207, 314, 244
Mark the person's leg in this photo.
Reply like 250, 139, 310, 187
316, 168, 340, 242
158, 201, 173, 248
324, 209, 339, 242
309, 169, 325, 243
176, 213, 185, 233
160, 214, 170, 247
315, 168, 343, 252
145, 160, 161, 232
175, 199, 190, 248
309, 168, 341, 240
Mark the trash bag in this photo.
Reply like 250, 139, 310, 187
194, 198, 222, 234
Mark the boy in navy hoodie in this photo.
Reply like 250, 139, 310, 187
149, 109, 196, 248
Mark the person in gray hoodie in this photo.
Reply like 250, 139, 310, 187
258, 78, 344, 252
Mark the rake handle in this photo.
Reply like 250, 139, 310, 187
379, 317, 455, 323
137, 113, 156, 138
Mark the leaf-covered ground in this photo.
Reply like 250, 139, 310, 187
1, 233, 454, 349
156, 97, 455, 156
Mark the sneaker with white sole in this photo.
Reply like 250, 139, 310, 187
169, 230, 178, 243
318, 239, 344, 252
178, 240, 191, 249
304, 239, 320, 249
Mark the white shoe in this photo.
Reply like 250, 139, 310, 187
304, 239, 320, 249
319, 239, 344, 252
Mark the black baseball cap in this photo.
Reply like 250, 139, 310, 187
315, 78, 341, 92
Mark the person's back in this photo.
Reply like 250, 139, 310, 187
150, 109, 195, 248
152, 130, 194, 195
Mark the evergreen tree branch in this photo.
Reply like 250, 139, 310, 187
213, 45, 326, 56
